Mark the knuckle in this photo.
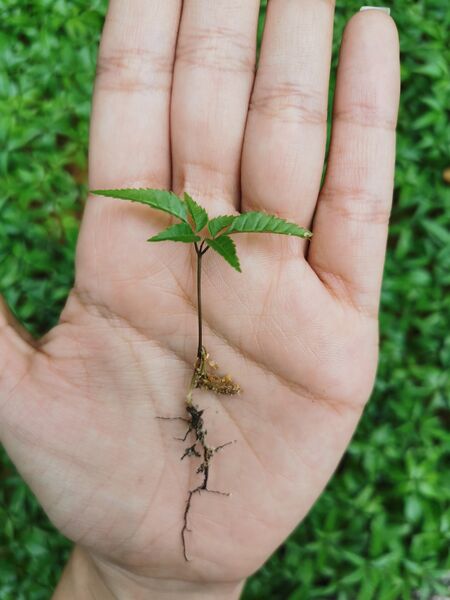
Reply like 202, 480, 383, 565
96, 47, 173, 93
320, 185, 392, 226
334, 102, 398, 131
176, 26, 255, 74
250, 81, 327, 125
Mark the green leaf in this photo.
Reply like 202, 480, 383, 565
184, 192, 208, 232
148, 223, 200, 244
405, 495, 423, 523
207, 215, 237, 238
91, 188, 188, 223
206, 236, 241, 272
226, 211, 312, 239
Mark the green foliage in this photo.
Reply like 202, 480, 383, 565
184, 192, 208, 232
148, 222, 200, 244
226, 211, 312, 239
147, 223, 200, 244
208, 215, 237, 238
0, 0, 449, 598
206, 236, 241, 272
93, 188, 311, 269
91, 188, 189, 223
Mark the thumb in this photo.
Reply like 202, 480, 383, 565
0, 295, 35, 418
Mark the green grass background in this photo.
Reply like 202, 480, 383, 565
0, 1, 449, 598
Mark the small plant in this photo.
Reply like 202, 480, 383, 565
91, 188, 312, 560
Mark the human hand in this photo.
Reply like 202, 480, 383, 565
0, 2, 399, 598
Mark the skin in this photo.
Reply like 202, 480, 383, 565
0, 1, 400, 598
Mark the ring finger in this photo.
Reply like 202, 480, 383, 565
242, 0, 335, 228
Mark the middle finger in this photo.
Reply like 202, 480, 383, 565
171, 0, 260, 214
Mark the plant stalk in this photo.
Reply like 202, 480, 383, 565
196, 245, 203, 361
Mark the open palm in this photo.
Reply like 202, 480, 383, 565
0, 1, 399, 595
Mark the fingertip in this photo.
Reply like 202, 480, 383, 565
344, 10, 400, 75
337, 7, 400, 129
347, 7, 399, 50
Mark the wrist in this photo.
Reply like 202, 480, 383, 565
53, 545, 245, 600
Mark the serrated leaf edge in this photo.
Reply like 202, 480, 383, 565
184, 192, 209, 232
226, 210, 312, 239
206, 236, 242, 272
91, 188, 189, 223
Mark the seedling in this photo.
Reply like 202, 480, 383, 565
91, 188, 312, 560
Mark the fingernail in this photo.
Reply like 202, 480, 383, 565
360, 6, 391, 15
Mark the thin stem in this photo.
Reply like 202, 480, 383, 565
196, 247, 203, 360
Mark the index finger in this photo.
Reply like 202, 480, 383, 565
89, 1, 182, 190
